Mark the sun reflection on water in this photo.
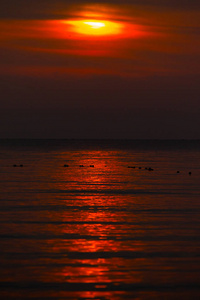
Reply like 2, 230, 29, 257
46, 150, 148, 291
1, 141, 200, 299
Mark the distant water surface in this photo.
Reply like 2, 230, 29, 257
0, 139, 200, 299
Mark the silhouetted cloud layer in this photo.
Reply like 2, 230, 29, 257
1, 0, 200, 19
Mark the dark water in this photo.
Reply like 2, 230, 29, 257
0, 139, 200, 299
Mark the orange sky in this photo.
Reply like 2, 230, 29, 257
0, 1, 200, 138
1, 3, 199, 77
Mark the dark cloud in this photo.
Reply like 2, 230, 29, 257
1, 105, 200, 139
1, 0, 200, 19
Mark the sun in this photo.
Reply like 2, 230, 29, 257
84, 21, 105, 29
64, 19, 123, 36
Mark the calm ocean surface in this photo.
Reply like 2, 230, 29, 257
0, 139, 200, 300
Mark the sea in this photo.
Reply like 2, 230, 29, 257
0, 139, 200, 300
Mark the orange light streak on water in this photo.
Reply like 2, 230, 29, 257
1, 143, 200, 299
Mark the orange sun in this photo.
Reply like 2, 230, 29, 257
63, 19, 123, 36
84, 21, 105, 29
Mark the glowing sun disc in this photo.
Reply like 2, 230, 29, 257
64, 19, 123, 36
84, 21, 105, 29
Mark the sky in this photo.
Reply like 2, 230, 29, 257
0, 0, 200, 139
